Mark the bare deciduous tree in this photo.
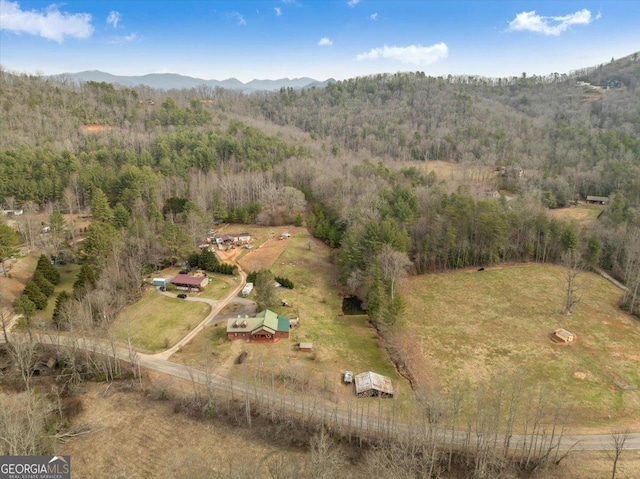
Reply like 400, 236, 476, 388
0, 391, 53, 455
378, 244, 412, 301
307, 427, 347, 479
610, 428, 630, 479
562, 252, 582, 315
10, 332, 38, 392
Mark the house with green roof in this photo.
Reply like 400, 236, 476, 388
226, 309, 290, 342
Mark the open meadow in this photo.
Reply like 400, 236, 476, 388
399, 263, 640, 428
548, 203, 605, 226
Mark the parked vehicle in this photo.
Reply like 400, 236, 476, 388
343, 371, 353, 384
177, 293, 187, 299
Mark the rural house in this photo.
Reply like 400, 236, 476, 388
216, 233, 251, 245
236, 233, 251, 243
227, 309, 290, 342
171, 274, 209, 291
354, 371, 395, 398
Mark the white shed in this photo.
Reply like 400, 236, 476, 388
152, 278, 168, 288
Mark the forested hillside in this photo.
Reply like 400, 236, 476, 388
1, 53, 639, 322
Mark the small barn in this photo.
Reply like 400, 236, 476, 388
355, 371, 394, 398
152, 277, 168, 288
553, 328, 575, 343
33, 353, 56, 376
586, 195, 608, 205
171, 274, 209, 291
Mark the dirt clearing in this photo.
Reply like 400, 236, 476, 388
79, 124, 114, 133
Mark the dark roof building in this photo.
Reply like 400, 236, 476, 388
170, 274, 209, 291
586, 195, 608, 205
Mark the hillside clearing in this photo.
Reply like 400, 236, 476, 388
399, 263, 640, 427
549, 203, 604, 226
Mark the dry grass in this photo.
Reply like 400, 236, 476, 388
113, 288, 211, 352
549, 203, 604, 226
59, 380, 312, 479
0, 253, 37, 306
402, 160, 496, 187
399, 263, 640, 427
79, 124, 114, 133
56, 379, 640, 479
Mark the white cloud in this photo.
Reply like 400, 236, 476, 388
507, 9, 600, 36
106, 10, 121, 28
0, 0, 93, 42
370, 12, 378, 21
356, 42, 448, 65
275, 7, 282, 16
108, 32, 139, 45
347, 0, 360, 7
229, 11, 246, 26
318, 37, 333, 46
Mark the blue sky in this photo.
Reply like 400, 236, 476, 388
1, 1, 638, 82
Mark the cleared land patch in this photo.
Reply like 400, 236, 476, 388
399, 263, 640, 427
114, 288, 210, 352
548, 203, 604, 226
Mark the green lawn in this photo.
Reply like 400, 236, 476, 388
400, 263, 640, 426
114, 288, 211, 352
197, 273, 239, 301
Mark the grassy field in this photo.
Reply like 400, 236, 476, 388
549, 203, 604, 226
113, 288, 211, 352
399, 263, 640, 427
172, 226, 409, 408
196, 273, 239, 301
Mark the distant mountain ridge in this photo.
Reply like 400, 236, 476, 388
50, 70, 334, 92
